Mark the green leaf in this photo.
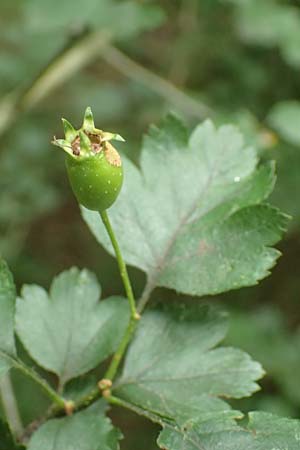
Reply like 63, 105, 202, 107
16, 267, 129, 385
115, 305, 264, 421
158, 411, 300, 450
83, 116, 287, 297
63, 374, 99, 403
0, 258, 16, 377
28, 400, 121, 450
0, 420, 25, 450
268, 101, 300, 147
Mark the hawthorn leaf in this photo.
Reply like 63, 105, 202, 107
158, 411, 300, 450
63, 374, 99, 403
83, 116, 287, 297
0, 258, 16, 377
115, 305, 263, 420
16, 267, 129, 385
28, 400, 121, 450
268, 100, 300, 146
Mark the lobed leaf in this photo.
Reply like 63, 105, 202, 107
158, 411, 300, 450
28, 400, 121, 450
16, 267, 129, 385
83, 115, 287, 297
114, 305, 264, 421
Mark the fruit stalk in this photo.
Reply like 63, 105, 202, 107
99, 210, 140, 383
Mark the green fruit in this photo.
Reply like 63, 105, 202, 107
66, 143, 123, 211
52, 107, 124, 211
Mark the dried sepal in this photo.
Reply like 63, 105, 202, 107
52, 137, 74, 157
102, 132, 125, 143
55, 108, 125, 158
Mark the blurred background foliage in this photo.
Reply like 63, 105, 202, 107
0, 0, 299, 448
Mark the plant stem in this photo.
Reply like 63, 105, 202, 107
0, 373, 23, 438
0, 351, 65, 409
104, 317, 137, 381
107, 395, 174, 429
99, 210, 140, 383
0, 30, 110, 137
15, 362, 65, 409
99, 211, 138, 320
99, 43, 212, 120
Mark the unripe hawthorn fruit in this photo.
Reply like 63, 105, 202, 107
52, 107, 124, 211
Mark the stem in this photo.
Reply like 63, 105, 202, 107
99, 211, 138, 320
0, 351, 65, 409
0, 30, 110, 137
0, 29, 211, 140
20, 31, 109, 111
15, 362, 65, 409
99, 210, 140, 383
104, 317, 136, 381
0, 373, 23, 438
99, 43, 212, 120
107, 395, 174, 429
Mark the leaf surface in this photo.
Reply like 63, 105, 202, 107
83, 116, 287, 297
16, 267, 129, 384
28, 401, 121, 450
158, 411, 300, 450
115, 306, 263, 420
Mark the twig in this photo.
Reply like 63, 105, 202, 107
0, 351, 65, 409
0, 30, 110, 137
107, 395, 174, 428
0, 30, 211, 139
99, 43, 212, 120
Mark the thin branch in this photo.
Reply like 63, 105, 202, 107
0, 351, 65, 409
0, 30, 110, 137
107, 395, 174, 429
98, 43, 212, 120
0, 29, 211, 139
